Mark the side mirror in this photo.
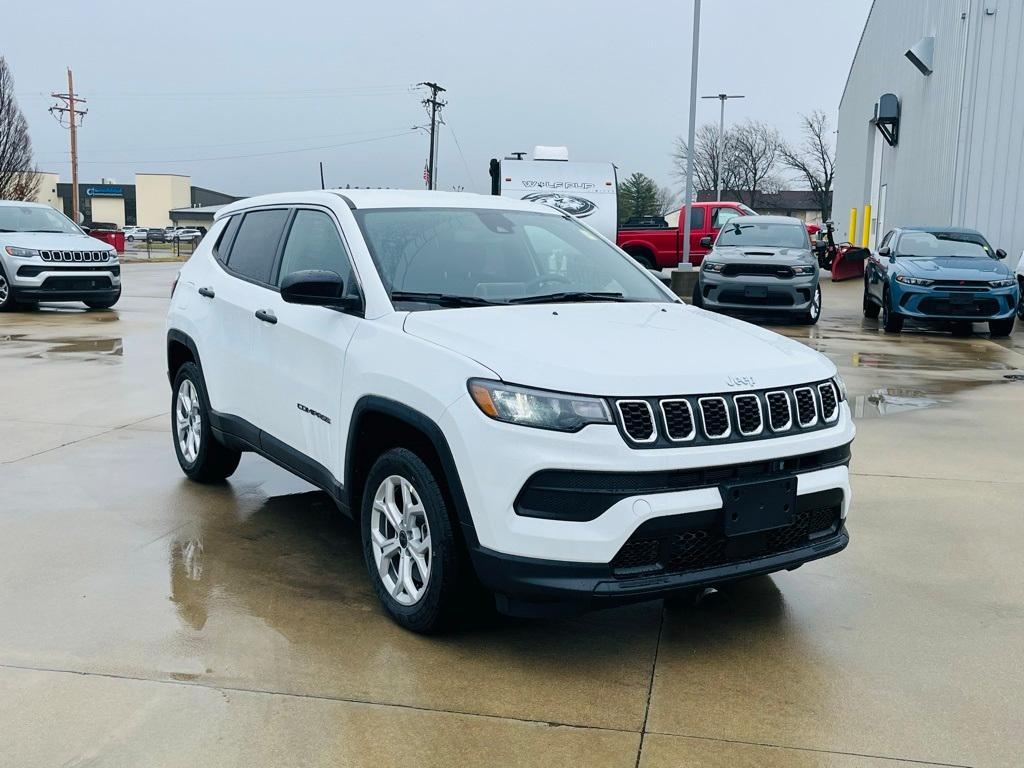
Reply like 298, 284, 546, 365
813, 242, 827, 255
996, 248, 1007, 259
698, 236, 713, 248
877, 246, 891, 257
281, 269, 350, 307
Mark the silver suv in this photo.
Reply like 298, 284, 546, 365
693, 215, 821, 324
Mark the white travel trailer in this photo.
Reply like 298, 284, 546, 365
489, 146, 618, 241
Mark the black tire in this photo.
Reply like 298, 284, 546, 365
881, 288, 903, 333
171, 362, 241, 483
85, 288, 122, 310
989, 316, 1015, 337
863, 286, 880, 319
1017, 280, 1024, 320
361, 447, 462, 634
126, 236, 134, 242
0, 265, 14, 311
628, 251, 655, 270
951, 321, 973, 337
691, 279, 704, 308
801, 283, 821, 325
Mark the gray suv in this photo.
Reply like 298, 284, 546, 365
692, 215, 821, 324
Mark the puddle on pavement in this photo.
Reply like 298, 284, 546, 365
0, 334, 123, 360
850, 350, 1015, 371
849, 388, 949, 419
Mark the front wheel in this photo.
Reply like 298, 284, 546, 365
85, 288, 121, 310
801, 284, 821, 324
361, 447, 462, 633
989, 317, 1015, 337
172, 362, 241, 482
691, 279, 704, 308
882, 288, 904, 333
1017, 283, 1024, 320
0, 266, 14, 312
863, 286, 880, 319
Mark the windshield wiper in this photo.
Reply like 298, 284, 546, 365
390, 291, 502, 307
0, 228, 17, 233
507, 291, 627, 304
30, 229, 68, 233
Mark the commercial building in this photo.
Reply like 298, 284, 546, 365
833, 0, 1024, 262
29, 172, 238, 228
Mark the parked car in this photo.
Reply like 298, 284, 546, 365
1015, 250, 1024, 320
125, 226, 148, 242
0, 200, 121, 310
863, 226, 1018, 336
693, 216, 821, 324
617, 201, 755, 269
146, 228, 167, 242
166, 190, 854, 633
171, 228, 203, 243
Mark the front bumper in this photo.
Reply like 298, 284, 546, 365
699, 273, 817, 313
7, 260, 121, 302
891, 283, 1018, 320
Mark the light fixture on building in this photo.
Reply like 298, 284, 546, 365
873, 93, 900, 147
905, 36, 935, 76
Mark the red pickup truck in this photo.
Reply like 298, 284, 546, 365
616, 201, 756, 269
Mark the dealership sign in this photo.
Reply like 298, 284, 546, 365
86, 186, 124, 197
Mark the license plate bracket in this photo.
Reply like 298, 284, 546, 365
744, 286, 768, 299
721, 476, 797, 537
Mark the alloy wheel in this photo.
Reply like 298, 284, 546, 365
370, 474, 432, 606
175, 379, 202, 464
0, 273, 9, 305
810, 286, 821, 320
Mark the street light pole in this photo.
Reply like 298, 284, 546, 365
680, 0, 701, 268
702, 93, 745, 201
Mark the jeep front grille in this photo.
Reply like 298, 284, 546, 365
39, 250, 111, 263
612, 379, 840, 447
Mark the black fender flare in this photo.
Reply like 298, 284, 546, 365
344, 396, 477, 540
166, 329, 204, 386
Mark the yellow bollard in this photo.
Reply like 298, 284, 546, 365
862, 204, 872, 248
848, 207, 858, 245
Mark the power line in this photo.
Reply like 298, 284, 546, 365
21, 84, 418, 102
446, 121, 477, 192
418, 82, 446, 190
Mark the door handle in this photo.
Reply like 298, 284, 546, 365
255, 309, 277, 324
198, 286, 215, 299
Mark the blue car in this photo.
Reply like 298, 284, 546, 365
863, 226, 1019, 336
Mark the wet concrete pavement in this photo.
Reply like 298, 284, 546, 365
1, 264, 1022, 767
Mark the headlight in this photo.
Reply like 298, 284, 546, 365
468, 379, 612, 432
4, 246, 39, 258
831, 373, 848, 402
989, 278, 1014, 288
791, 265, 815, 275
702, 261, 725, 272
894, 274, 933, 286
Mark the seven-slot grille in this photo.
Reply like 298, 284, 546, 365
614, 380, 840, 446
39, 250, 111, 263
698, 397, 731, 439
616, 400, 656, 443
733, 394, 763, 436
765, 391, 792, 432
794, 387, 818, 427
660, 399, 695, 441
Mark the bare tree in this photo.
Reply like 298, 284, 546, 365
0, 58, 38, 201
730, 120, 782, 209
672, 123, 740, 196
780, 110, 835, 220
655, 185, 678, 216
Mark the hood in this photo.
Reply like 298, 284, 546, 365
403, 302, 834, 396
899, 256, 1009, 281
710, 245, 813, 265
0, 231, 113, 252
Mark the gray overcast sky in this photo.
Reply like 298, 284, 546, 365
8, 0, 871, 197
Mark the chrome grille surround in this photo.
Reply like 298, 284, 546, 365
733, 394, 764, 436
765, 390, 793, 432
39, 250, 110, 263
697, 397, 731, 439
794, 387, 818, 427
616, 400, 657, 444
659, 399, 696, 442
818, 382, 839, 422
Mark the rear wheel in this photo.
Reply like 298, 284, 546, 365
628, 250, 655, 270
361, 447, 462, 633
171, 362, 241, 482
989, 317, 1015, 337
881, 288, 904, 333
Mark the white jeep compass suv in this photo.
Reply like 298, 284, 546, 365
166, 190, 854, 633
0, 200, 121, 310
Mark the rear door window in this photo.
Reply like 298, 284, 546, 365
225, 209, 289, 285
213, 215, 241, 264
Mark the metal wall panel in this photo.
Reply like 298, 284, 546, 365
834, 0, 1024, 265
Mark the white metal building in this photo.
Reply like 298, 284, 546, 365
834, 0, 1024, 266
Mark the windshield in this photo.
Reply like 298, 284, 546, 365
354, 207, 671, 309
716, 221, 809, 249
896, 231, 993, 258
0, 205, 81, 234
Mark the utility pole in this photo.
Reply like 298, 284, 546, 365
702, 93, 744, 201
680, 0, 701, 267
49, 68, 87, 224
418, 82, 446, 190
319, 161, 325, 190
